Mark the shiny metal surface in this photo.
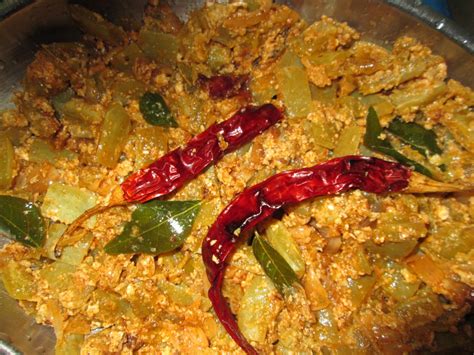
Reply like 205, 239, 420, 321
0, 1, 472, 353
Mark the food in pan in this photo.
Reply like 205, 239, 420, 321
0, 1, 473, 353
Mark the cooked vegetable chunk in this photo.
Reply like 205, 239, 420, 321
237, 276, 281, 344
41, 183, 97, 225
265, 222, 305, 277
0, 134, 14, 190
276, 66, 312, 118
70, 5, 125, 45
138, 30, 178, 65
97, 103, 131, 168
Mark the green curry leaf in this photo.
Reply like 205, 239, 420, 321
0, 195, 45, 248
139, 92, 178, 127
252, 232, 299, 295
104, 200, 201, 255
387, 117, 442, 156
364, 107, 433, 178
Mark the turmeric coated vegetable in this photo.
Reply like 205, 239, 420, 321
0, 133, 14, 190
97, 103, 131, 168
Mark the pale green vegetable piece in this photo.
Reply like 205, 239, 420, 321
111, 43, 144, 73
66, 122, 96, 139
207, 44, 231, 70
1, 126, 29, 146
127, 126, 168, 169
337, 96, 366, 117
194, 198, 222, 229
40, 261, 77, 292
1, 260, 36, 300
39, 260, 95, 309
394, 289, 444, 328
111, 77, 147, 104
266, 222, 305, 277
54, 96, 103, 124
351, 244, 372, 275
390, 82, 447, 110
307, 50, 351, 67
157, 279, 197, 306
356, 93, 394, 116
442, 113, 474, 154
97, 103, 131, 168
60, 233, 93, 265
421, 223, 474, 260
0, 133, 14, 190
318, 50, 351, 65
41, 183, 97, 226
92, 289, 133, 322
243, 0, 261, 11
315, 308, 339, 343
333, 123, 363, 157
277, 50, 303, 69
357, 56, 438, 95
347, 275, 376, 307
29, 139, 77, 165
237, 275, 280, 344
359, 144, 374, 157
305, 116, 338, 149
300, 20, 342, 55
375, 211, 427, 242
175, 94, 204, 133
365, 239, 417, 259
51, 91, 99, 137
56, 334, 84, 355
398, 59, 429, 83
138, 30, 178, 65
70, 5, 125, 45
310, 83, 336, 103
177, 62, 197, 85
250, 74, 277, 106
276, 343, 312, 354
303, 267, 330, 311
228, 245, 261, 274
247, 167, 275, 186
276, 66, 312, 118
381, 260, 420, 302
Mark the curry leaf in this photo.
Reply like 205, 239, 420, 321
387, 117, 442, 156
139, 92, 178, 127
364, 107, 433, 178
104, 200, 201, 255
0, 195, 45, 248
252, 232, 298, 295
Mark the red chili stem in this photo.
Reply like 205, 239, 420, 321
202, 156, 412, 354
121, 104, 282, 203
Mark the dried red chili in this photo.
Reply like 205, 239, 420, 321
202, 156, 412, 354
198, 74, 249, 99
122, 104, 282, 203
63, 104, 282, 238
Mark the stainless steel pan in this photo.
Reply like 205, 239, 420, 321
0, 1, 472, 353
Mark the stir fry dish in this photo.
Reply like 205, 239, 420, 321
0, 1, 473, 353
